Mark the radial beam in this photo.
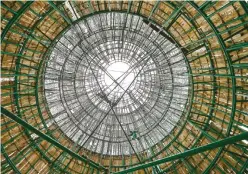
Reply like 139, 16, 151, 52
113, 132, 248, 174
1, 145, 21, 174
48, 1, 72, 24
1, 107, 108, 172
188, 2, 237, 173
162, 1, 186, 28
1, 1, 33, 40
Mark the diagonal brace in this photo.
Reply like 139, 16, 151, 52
113, 131, 248, 174
1, 107, 108, 172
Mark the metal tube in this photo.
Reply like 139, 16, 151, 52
1, 107, 108, 172
113, 132, 248, 174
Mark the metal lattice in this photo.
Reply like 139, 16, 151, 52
1, 1, 248, 174
44, 12, 189, 156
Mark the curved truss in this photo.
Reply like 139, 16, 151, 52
44, 12, 189, 156
1, 1, 248, 174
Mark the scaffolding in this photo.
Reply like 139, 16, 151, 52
1, 1, 248, 174
44, 12, 189, 156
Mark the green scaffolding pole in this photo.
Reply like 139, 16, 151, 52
113, 132, 248, 174
1, 107, 108, 173
1, 1, 247, 173
1, 1, 33, 40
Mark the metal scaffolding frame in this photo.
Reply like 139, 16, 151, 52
2, 107, 248, 174
1, 107, 108, 172
1, 1, 248, 174
44, 11, 189, 157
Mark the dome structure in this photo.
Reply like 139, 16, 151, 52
1, 1, 248, 174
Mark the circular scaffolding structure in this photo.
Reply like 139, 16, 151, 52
1, 1, 248, 174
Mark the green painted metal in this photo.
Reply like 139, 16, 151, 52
227, 42, 248, 51
187, 120, 247, 166
207, 2, 234, 19
113, 132, 248, 174
1, 107, 108, 172
6, 5, 69, 173
148, 1, 160, 19
137, 1, 143, 14
1, 145, 21, 174
8, 12, 65, 170
240, 1, 248, 14
162, 1, 186, 28
48, 1, 72, 25
1, 1, 33, 40
158, 119, 226, 174
144, 3, 195, 167
241, 160, 248, 173
177, 0, 217, 150
32, 5, 99, 171
188, 2, 238, 173
35, 6, 194, 170
25, 8, 80, 172
148, 4, 200, 172
1, 2, 18, 15
1, 1, 247, 173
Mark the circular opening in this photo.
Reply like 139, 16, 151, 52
43, 12, 189, 156
104, 62, 135, 90
1, 1, 247, 173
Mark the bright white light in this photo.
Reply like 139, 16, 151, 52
65, 0, 80, 20
242, 140, 248, 145
0, 77, 14, 82
105, 62, 134, 90
239, 125, 248, 132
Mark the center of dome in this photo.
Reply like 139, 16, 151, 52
104, 62, 134, 91
44, 12, 189, 156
